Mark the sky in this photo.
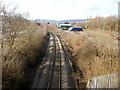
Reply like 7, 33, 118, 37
2, 0, 119, 20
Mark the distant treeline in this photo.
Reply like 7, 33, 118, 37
79, 16, 118, 31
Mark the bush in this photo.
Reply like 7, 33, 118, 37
1, 3, 49, 88
78, 16, 118, 32
61, 31, 118, 84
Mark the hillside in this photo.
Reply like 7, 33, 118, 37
35, 19, 87, 23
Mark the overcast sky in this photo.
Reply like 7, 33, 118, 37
2, 0, 119, 20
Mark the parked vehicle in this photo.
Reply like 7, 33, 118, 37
58, 24, 72, 30
69, 27, 83, 31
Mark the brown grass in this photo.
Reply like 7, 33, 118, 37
2, 24, 49, 88
60, 30, 118, 84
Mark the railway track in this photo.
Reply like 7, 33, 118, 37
31, 32, 76, 89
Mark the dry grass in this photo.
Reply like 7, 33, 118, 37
0, 3, 51, 89
2, 24, 49, 88
60, 30, 118, 84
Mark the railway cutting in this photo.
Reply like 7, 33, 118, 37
31, 32, 77, 89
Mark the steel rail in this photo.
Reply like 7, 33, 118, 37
47, 32, 56, 89
52, 33, 62, 89
47, 32, 62, 89
31, 32, 76, 89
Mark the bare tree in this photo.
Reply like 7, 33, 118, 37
4, 15, 26, 48
0, 4, 32, 58
86, 16, 118, 31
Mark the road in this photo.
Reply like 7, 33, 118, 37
31, 32, 77, 89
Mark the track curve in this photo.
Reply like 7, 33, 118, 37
31, 32, 76, 89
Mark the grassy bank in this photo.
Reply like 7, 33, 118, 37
0, 3, 50, 88
2, 25, 49, 89
60, 30, 118, 85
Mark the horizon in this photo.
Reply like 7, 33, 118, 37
35, 18, 87, 20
